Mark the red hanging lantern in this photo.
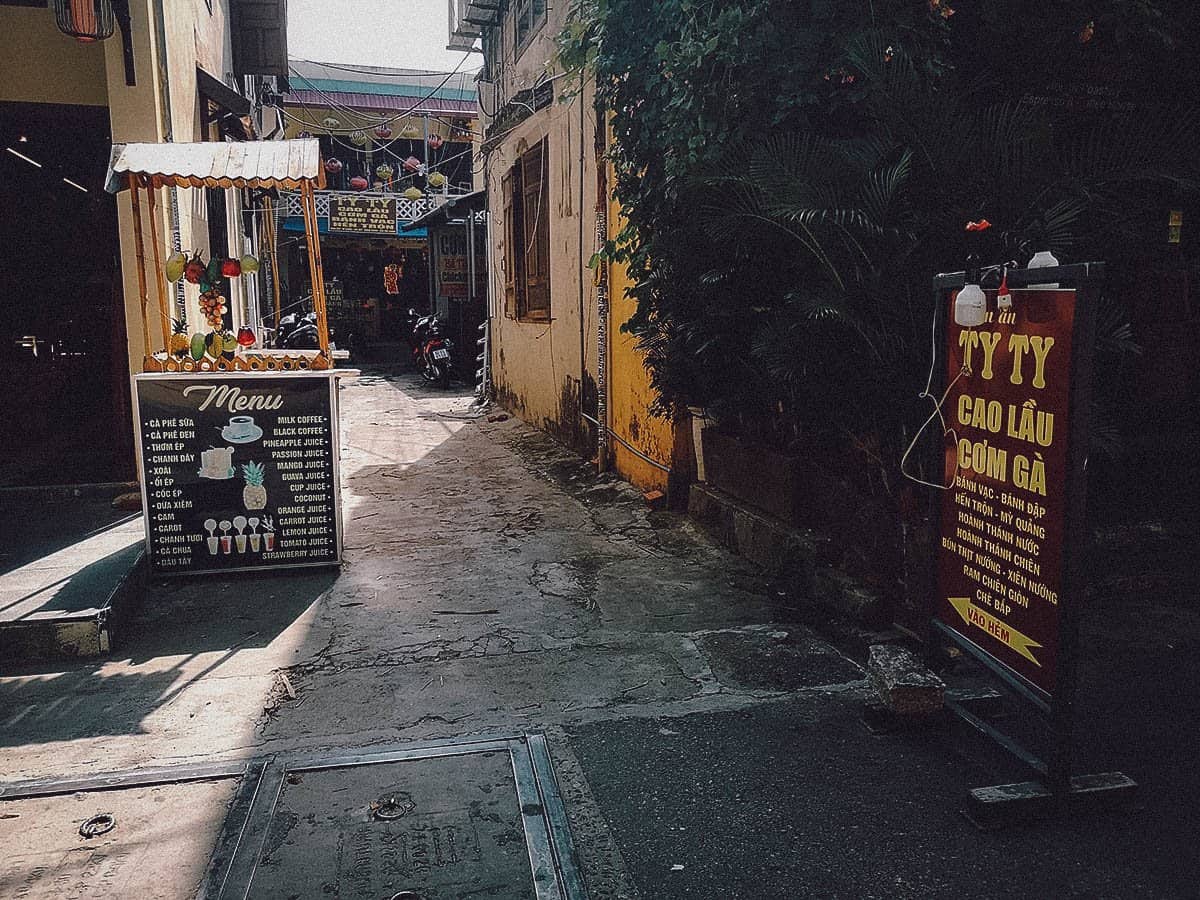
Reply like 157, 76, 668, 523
402, 155, 421, 173
324, 157, 344, 174
54, 0, 114, 42
374, 123, 393, 140
427, 134, 444, 150
349, 176, 369, 191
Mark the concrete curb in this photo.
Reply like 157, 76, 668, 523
688, 482, 888, 626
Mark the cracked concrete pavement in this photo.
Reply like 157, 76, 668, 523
2, 367, 1195, 899
0, 366, 864, 897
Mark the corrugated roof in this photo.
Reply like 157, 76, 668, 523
287, 89, 478, 117
107, 139, 325, 191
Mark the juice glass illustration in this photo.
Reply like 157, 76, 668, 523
264, 531, 276, 551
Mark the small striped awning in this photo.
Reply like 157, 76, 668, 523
106, 139, 325, 192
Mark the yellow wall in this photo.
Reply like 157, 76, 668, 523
605, 179, 677, 494
0, 7, 108, 106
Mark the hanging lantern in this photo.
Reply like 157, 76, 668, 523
403, 186, 424, 201
400, 123, 421, 139
54, 0, 115, 42
373, 123, 393, 140
349, 176, 369, 191
372, 181, 385, 192
427, 171, 447, 189
322, 117, 341, 130
402, 155, 421, 173
427, 134, 444, 150
296, 130, 314, 139
324, 157, 344, 174
350, 130, 369, 147
375, 163, 394, 182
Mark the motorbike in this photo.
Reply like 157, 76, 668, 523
411, 313, 454, 387
276, 311, 320, 350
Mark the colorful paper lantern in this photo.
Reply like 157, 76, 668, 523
402, 155, 421, 173
296, 130, 314, 139
427, 171, 447, 189
403, 186, 423, 201
374, 123, 393, 140
324, 157, 344, 174
350, 130, 369, 147
400, 123, 421, 139
349, 175, 369, 191
427, 134, 444, 150
322, 117, 341, 130
375, 163, 394, 182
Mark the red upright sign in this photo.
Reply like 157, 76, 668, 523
936, 289, 1077, 700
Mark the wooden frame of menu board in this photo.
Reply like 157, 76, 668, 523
930, 262, 1134, 817
133, 371, 348, 576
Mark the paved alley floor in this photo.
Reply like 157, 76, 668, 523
1, 367, 1195, 898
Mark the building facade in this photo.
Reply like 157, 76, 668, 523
450, 0, 690, 496
278, 60, 479, 351
0, 0, 285, 484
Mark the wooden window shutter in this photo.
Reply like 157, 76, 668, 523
230, 0, 289, 77
502, 169, 517, 319
521, 140, 550, 319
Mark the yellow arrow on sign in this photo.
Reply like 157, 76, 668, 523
948, 597, 1043, 667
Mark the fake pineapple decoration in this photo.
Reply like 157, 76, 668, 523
170, 319, 190, 358
242, 462, 267, 510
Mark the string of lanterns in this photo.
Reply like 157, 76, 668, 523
300, 119, 466, 197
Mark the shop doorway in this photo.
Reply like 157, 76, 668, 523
0, 101, 131, 487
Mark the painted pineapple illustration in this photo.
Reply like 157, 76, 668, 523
242, 462, 267, 510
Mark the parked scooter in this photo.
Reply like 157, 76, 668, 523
276, 311, 320, 350
411, 314, 454, 387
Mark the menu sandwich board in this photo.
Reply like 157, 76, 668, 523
135, 372, 342, 575
935, 288, 1086, 706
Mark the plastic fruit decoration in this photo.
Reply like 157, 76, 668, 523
221, 257, 242, 278
237, 326, 256, 349
165, 250, 188, 283
183, 253, 206, 285
189, 333, 206, 361
239, 254, 260, 274
170, 319, 190, 358
403, 186, 423, 201
199, 289, 226, 329
349, 175, 368, 191
205, 257, 223, 284
427, 172, 446, 189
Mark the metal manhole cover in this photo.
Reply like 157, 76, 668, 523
220, 734, 583, 900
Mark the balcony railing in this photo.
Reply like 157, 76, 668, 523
279, 189, 451, 226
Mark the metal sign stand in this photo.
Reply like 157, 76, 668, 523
930, 262, 1135, 827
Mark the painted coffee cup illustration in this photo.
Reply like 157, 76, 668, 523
221, 415, 263, 444
199, 447, 235, 480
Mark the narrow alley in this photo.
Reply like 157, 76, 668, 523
2, 369, 1195, 898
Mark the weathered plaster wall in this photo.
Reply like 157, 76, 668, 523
605, 185, 678, 494
0, 6, 108, 107
484, 77, 600, 454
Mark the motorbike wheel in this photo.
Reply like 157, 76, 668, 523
436, 363, 452, 388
